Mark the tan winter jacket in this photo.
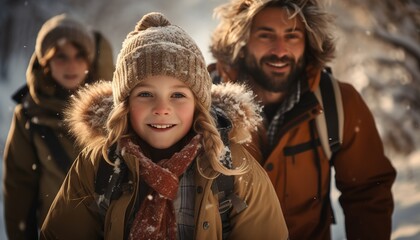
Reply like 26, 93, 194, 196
2, 32, 114, 240
40, 81, 289, 240
211, 63, 396, 240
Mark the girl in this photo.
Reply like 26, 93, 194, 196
3, 14, 114, 239
40, 12, 288, 240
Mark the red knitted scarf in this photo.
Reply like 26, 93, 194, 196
124, 135, 202, 240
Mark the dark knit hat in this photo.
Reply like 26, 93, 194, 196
35, 14, 95, 65
112, 12, 212, 109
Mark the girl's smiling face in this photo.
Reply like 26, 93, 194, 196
128, 75, 196, 149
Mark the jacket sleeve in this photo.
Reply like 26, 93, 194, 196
228, 147, 289, 240
40, 152, 103, 240
3, 106, 40, 240
334, 83, 396, 240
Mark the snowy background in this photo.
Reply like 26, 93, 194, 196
0, 0, 419, 239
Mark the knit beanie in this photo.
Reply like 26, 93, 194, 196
112, 12, 212, 109
35, 14, 95, 65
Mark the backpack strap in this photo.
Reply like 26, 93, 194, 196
215, 174, 234, 239
313, 68, 343, 225
314, 68, 344, 161
95, 145, 130, 218
214, 173, 248, 239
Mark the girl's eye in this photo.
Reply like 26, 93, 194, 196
172, 92, 186, 98
137, 92, 152, 97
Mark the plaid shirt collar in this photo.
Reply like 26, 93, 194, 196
266, 81, 301, 150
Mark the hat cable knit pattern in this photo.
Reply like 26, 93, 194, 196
35, 14, 95, 65
112, 12, 212, 109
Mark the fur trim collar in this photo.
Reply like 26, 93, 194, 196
66, 81, 262, 149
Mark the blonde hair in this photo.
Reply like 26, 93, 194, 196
88, 100, 129, 164
89, 94, 249, 178
194, 100, 249, 178
210, 0, 336, 70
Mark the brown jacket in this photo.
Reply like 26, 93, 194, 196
211, 63, 396, 240
2, 32, 114, 240
40, 81, 289, 240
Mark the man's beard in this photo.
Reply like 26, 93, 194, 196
240, 52, 306, 93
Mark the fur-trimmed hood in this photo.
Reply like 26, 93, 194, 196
66, 81, 262, 149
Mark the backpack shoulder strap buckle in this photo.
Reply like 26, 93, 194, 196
218, 198, 233, 214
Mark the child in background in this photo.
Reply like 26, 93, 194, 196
40, 12, 288, 240
3, 13, 114, 240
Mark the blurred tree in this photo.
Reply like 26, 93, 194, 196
0, 0, 46, 81
329, 0, 420, 157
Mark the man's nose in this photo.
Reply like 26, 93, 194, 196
270, 40, 289, 57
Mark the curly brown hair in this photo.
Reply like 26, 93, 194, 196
210, 0, 336, 70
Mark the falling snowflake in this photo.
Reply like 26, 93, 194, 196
18, 221, 26, 231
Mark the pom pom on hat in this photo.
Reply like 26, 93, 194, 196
135, 12, 170, 31
35, 14, 95, 65
112, 12, 212, 109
